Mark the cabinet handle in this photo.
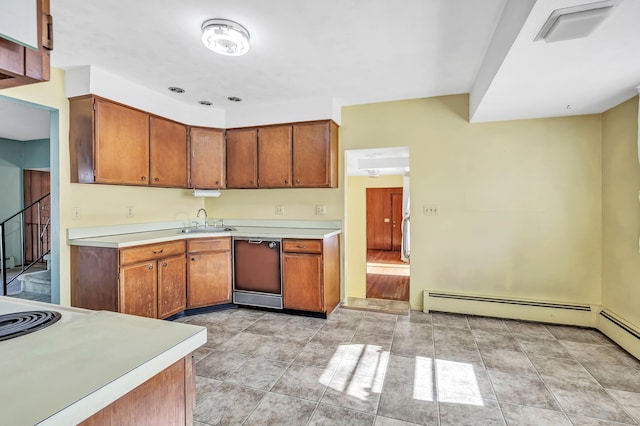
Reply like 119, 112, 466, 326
141, 176, 147, 181
284, 180, 288, 184
285, 257, 289, 262
215, 181, 219, 185
191, 257, 196, 261
153, 249, 164, 254
297, 244, 307, 249
154, 177, 160, 182
250, 180, 254, 185
162, 262, 168, 267
148, 264, 153, 270
296, 178, 300, 184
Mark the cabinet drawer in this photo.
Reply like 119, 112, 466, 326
119, 240, 185, 265
187, 237, 231, 253
283, 239, 322, 254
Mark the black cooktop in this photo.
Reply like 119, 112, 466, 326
0, 310, 61, 342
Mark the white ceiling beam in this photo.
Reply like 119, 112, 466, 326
469, 0, 537, 122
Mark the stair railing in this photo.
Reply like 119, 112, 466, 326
1, 193, 51, 296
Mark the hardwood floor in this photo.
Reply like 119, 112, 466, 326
366, 249, 410, 302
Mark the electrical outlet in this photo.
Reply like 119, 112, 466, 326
127, 206, 134, 218
72, 207, 81, 220
315, 205, 326, 215
423, 204, 439, 216
275, 205, 284, 215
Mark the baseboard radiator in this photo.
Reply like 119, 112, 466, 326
425, 291, 593, 326
598, 309, 640, 360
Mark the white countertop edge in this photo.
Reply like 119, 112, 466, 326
39, 328, 207, 425
68, 219, 342, 240
68, 228, 342, 249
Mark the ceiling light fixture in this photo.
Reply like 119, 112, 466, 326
168, 86, 185, 93
201, 19, 250, 56
227, 96, 242, 102
534, 1, 615, 43
198, 100, 213, 106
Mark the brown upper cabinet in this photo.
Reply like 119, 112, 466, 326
258, 125, 293, 188
293, 121, 338, 188
0, 0, 52, 89
149, 116, 188, 188
226, 128, 258, 188
190, 127, 225, 189
70, 96, 150, 185
69, 94, 339, 189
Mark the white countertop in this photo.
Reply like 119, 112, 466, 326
67, 220, 342, 249
0, 297, 206, 425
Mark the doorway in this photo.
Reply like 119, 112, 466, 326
343, 147, 410, 310
366, 187, 409, 301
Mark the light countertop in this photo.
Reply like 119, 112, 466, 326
67, 220, 342, 249
0, 297, 206, 425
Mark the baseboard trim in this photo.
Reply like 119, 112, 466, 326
424, 291, 593, 326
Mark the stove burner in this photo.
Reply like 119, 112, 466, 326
0, 310, 61, 342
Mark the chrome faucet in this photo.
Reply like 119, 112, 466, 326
196, 208, 208, 227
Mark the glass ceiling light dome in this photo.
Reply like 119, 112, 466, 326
201, 19, 250, 56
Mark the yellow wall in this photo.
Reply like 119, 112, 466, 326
204, 188, 342, 220
344, 175, 404, 299
341, 95, 603, 309
602, 96, 640, 328
0, 72, 607, 316
1, 69, 205, 305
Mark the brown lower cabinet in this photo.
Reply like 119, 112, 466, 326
78, 355, 195, 426
187, 237, 232, 308
282, 234, 340, 314
71, 241, 187, 319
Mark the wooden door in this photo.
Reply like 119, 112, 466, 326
157, 254, 186, 319
149, 116, 188, 188
94, 99, 149, 185
187, 250, 232, 308
258, 125, 292, 188
226, 128, 257, 188
23, 170, 50, 264
283, 253, 323, 312
119, 261, 157, 318
391, 193, 403, 251
366, 187, 403, 250
190, 127, 225, 189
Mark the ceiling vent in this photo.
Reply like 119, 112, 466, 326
534, 1, 616, 43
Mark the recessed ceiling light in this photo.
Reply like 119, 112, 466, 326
227, 96, 242, 102
201, 19, 250, 56
198, 101, 213, 106
168, 86, 185, 93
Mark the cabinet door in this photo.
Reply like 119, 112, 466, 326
150, 116, 188, 188
283, 253, 323, 312
190, 127, 225, 189
95, 99, 150, 185
157, 254, 187, 319
292, 121, 338, 188
119, 261, 157, 318
187, 250, 232, 308
226, 128, 258, 188
258, 125, 292, 188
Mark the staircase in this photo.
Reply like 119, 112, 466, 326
1, 193, 51, 301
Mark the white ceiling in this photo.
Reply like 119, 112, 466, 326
1, 0, 639, 140
0, 97, 50, 141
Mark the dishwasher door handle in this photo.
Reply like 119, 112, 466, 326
248, 240, 263, 244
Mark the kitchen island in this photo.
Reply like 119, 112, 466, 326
0, 296, 206, 425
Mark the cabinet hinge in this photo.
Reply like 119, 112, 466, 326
92, 100, 96, 111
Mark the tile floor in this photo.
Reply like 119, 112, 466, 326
176, 307, 640, 425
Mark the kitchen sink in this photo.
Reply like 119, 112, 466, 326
180, 226, 235, 234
